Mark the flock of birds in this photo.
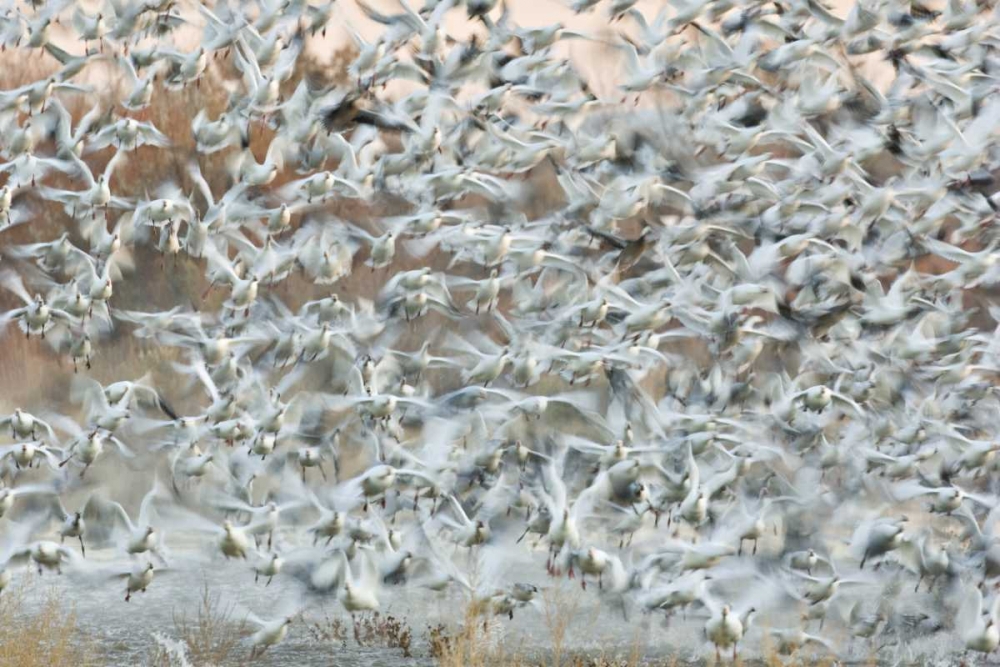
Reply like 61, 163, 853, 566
2, 0, 1000, 661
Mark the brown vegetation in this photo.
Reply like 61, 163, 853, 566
308, 610, 414, 657
0, 576, 97, 667
147, 582, 249, 667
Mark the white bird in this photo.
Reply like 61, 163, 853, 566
254, 552, 284, 586
704, 601, 755, 662
14, 541, 77, 576
248, 612, 296, 660
958, 584, 1000, 654
109, 561, 160, 602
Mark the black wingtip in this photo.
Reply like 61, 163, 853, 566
159, 398, 179, 421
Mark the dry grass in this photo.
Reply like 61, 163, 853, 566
308, 610, 414, 657
307, 610, 351, 647
428, 610, 650, 667
757, 633, 843, 667
147, 582, 249, 667
427, 588, 610, 667
429, 602, 522, 667
541, 584, 584, 667
0, 576, 98, 667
